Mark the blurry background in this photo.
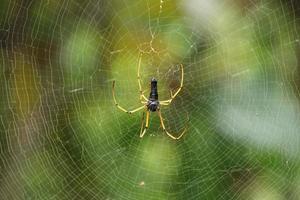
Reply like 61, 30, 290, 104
1, 0, 300, 199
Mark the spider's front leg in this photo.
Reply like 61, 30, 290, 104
112, 80, 146, 114
139, 91, 148, 102
160, 64, 184, 106
137, 53, 149, 102
140, 110, 150, 138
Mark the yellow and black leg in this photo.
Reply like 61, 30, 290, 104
137, 53, 149, 102
160, 64, 184, 105
157, 110, 187, 140
112, 80, 146, 114
140, 111, 150, 138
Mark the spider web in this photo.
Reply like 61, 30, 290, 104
1, 0, 300, 199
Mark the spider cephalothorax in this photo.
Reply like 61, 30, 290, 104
147, 100, 159, 112
112, 53, 188, 140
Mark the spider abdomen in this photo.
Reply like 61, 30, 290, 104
147, 100, 159, 112
149, 78, 158, 100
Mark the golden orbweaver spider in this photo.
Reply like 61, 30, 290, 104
112, 53, 188, 140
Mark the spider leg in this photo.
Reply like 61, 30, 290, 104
137, 53, 149, 102
139, 112, 145, 136
157, 110, 187, 140
140, 110, 150, 138
112, 80, 146, 114
160, 64, 184, 106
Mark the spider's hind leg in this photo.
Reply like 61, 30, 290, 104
157, 110, 187, 140
140, 111, 150, 138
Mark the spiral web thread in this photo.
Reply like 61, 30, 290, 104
0, 0, 300, 199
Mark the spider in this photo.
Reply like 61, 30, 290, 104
112, 54, 187, 140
